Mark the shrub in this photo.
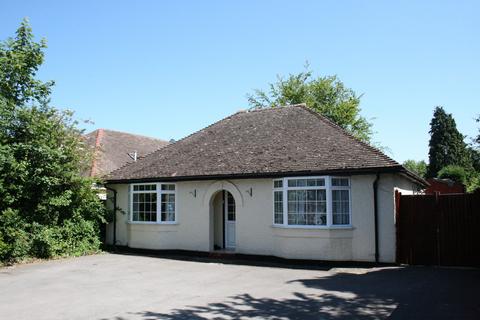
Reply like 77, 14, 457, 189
31, 217, 101, 259
30, 224, 59, 259
437, 165, 468, 184
0, 209, 31, 263
0, 20, 107, 264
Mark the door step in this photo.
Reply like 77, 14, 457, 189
209, 250, 236, 258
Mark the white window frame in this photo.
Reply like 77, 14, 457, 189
273, 180, 284, 225
331, 178, 352, 227
129, 182, 177, 224
272, 176, 352, 229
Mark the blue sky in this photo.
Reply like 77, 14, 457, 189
1, 1, 479, 163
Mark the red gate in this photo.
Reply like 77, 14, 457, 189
396, 190, 480, 267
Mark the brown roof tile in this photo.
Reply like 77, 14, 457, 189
84, 129, 168, 177
106, 104, 416, 182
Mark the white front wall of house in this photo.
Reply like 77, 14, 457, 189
105, 174, 418, 263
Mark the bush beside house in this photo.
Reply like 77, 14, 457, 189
0, 20, 106, 264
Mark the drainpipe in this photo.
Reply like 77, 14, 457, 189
105, 185, 117, 250
373, 173, 380, 263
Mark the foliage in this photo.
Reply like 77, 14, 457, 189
247, 66, 373, 143
30, 217, 101, 259
476, 115, 480, 145
471, 116, 480, 171
403, 159, 427, 178
466, 173, 480, 193
426, 106, 471, 178
0, 19, 105, 264
437, 165, 480, 193
0, 209, 31, 263
468, 147, 480, 172
437, 165, 468, 184
465, 116, 480, 192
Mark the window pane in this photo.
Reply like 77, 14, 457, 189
132, 188, 157, 222
297, 179, 306, 187
332, 178, 349, 187
274, 213, 283, 224
316, 189, 326, 201
288, 178, 325, 187
288, 179, 307, 187
161, 193, 175, 222
274, 180, 283, 188
227, 193, 236, 221
307, 178, 325, 186
161, 184, 175, 191
332, 189, 350, 225
287, 189, 326, 226
274, 191, 283, 224
133, 184, 157, 192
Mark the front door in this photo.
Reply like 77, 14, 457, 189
224, 192, 236, 249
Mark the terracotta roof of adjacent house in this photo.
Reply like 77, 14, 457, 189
84, 129, 169, 177
106, 104, 426, 185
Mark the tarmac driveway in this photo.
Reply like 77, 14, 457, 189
0, 253, 479, 319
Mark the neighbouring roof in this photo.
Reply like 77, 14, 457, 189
106, 104, 426, 185
84, 129, 169, 177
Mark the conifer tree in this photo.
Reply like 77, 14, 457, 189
426, 106, 470, 178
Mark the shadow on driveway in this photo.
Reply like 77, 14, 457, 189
104, 266, 480, 320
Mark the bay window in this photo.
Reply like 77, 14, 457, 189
131, 183, 176, 223
273, 177, 351, 228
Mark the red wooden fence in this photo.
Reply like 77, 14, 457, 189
396, 190, 480, 267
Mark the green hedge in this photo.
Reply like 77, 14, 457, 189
0, 208, 102, 264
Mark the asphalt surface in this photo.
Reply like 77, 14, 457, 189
0, 253, 478, 319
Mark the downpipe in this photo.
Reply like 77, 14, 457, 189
373, 173, 380, 263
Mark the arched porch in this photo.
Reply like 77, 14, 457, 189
205, 181, 243, 251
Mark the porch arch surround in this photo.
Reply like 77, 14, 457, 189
202, 180, 245, 208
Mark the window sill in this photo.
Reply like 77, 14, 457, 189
271, 224, 353, 230
128, 221, 178, 225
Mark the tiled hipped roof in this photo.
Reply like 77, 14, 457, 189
84, 129, 168, 177
106, 104, 421, 183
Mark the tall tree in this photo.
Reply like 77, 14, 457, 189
426, 106, 470, 178
247, 67, 373, 143
468, 116, 480, 181
476, 116, 480, 145
0, 19, 53, 107
0, 19, 105, 263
